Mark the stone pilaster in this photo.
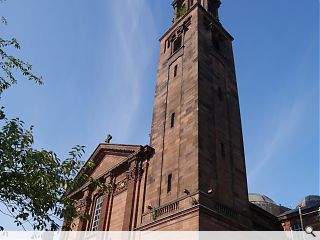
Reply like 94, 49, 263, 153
98, 175, 113, 230
122, 162, 140, 230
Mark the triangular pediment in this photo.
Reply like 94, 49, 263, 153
66, 143, 145, 197
87, 144, 143, 179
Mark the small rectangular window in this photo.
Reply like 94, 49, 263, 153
173, 36, 182, 53
170, 113, 175, 128
167, 174, 172, 193
218, 87, 223, 101
174, 65, 178, 77
220, 143, 225, 158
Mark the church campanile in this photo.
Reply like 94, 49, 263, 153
66, 0, 282, 231
142, 0, 251, 230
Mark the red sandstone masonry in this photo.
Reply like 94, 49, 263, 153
64, 1, 282, 231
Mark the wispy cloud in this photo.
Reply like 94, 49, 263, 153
104, 0, 157, 141
248, 96, 307, 179
248, 39, 318, 180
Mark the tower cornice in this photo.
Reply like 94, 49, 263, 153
159, 3, 198, 41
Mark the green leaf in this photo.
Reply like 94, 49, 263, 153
0, 2, 89, 231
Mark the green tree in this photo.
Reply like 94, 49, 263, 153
0, 2, 101, 231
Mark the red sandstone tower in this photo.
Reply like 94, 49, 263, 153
141, 0, 251, 230
65, 0, 281, 231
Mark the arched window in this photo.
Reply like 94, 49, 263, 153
91, 195, 103, 231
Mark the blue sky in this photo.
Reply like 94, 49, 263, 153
0, 0, 319, 230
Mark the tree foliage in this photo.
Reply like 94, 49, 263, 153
0, 120, 86, 230
0, 4, 100, 231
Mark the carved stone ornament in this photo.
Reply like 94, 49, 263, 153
167, 16, 192, 43
126, 167, 138, 181
75, 198, 86, 212
114, 178, 128, 196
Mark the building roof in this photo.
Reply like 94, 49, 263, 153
278, 195, 320, 218
249, 193, 291, 216
249, 193, 276, 204
296, 195, 320, 208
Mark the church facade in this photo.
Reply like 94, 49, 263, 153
65, 0, 283, 231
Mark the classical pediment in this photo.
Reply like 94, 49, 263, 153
86, 144, 143, 179
66, 143, 153, 197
